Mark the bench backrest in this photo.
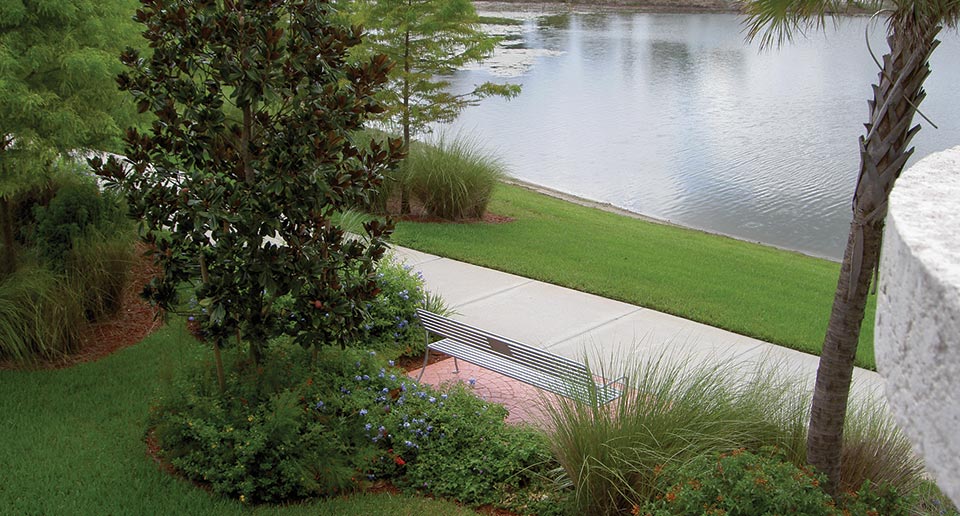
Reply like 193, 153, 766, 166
416, 309, 593, 384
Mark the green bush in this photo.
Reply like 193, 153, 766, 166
32, 169, 125, 269
404, 135, 506, 220
640, 447, 834, 516
0, 160, 133, 363
640, 447, 914, 516
358, 259, 431, 354
151, 340, 563, 510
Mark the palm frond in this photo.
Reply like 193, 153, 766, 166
741, 0, 874, 48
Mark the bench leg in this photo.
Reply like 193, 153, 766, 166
416, 347, 430, 383
453, 356, 460, 374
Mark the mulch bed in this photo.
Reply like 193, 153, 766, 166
385, 197, 514, 225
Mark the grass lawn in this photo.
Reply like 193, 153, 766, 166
392, 183, 876, 369
0, 323, 480, 516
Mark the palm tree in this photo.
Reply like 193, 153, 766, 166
743, 0, 960, 496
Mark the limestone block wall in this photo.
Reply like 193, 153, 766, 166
876, 145, 960, 505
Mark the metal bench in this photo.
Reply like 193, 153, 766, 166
415, 309, 625, 406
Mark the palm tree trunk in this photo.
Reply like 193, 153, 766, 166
807, 19, 940, 495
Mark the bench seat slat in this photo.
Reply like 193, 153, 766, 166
418, 312, 593, 378
431, 338, 620, 404
417, 308, 623, 406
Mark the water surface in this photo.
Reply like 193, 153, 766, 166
437, 7, 960, 259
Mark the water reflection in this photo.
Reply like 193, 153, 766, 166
438, 8, 960, 259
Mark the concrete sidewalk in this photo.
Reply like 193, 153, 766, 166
393, 246, 884, 422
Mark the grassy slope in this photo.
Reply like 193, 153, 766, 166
0, 324, 479, 516
393, 184, 876, 369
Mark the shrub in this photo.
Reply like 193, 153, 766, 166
31, 169, 125, 269
404, 135, 506, 220
151, 339, 563, 511
640, 447, 835, 516
357, 259, 431, 354
640, 447, 914, 516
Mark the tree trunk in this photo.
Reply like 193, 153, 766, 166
0, 197, 15, 276
808, 219, 883, 492
807, 19, 940, 496
399, 27, 412, 215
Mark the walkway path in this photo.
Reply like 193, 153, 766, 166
395, 246, 884, 425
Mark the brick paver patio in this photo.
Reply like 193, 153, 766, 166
408, 358, 554, 427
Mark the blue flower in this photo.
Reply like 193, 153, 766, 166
355, 375, 363, 382
440, 394, 448, 400
403, 421, 410, 428
365, 423, 372, 431
389, 374, 396, 381
404, 440, 415, 448
388, 360, 395, 366
359, 409, 368, 416
362, 374, 370, 381
398, 290, 409, 301
468, 378, 477, 386
188, 316, 195, 322
428, 396, 436, 403
315, 401, 324, 410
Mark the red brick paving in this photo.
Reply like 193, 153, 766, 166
408, 357, 555, 427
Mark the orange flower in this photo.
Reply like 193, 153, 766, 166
665, 492, 676, 503
630, 505, 641, 515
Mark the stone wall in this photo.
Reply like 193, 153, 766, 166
876, 145, 960, 505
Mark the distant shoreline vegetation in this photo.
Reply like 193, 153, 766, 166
475, 0, 741, 14
474, 1, 875, 22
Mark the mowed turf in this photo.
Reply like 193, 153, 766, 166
392, 183, 876, 369
0, 324, 481, 516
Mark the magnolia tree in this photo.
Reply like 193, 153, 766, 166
94, 0, 403, 384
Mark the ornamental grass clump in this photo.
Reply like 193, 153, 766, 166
404, 135, 507, 220
0, 161, 133, 363
544, 350, 928, 515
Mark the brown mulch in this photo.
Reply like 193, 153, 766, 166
0, 243, 164, 371
385, 197, 515, 225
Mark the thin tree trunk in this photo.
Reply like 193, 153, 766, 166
807, 19, 940, 495
0, 197, 15, 276
399, 27, 412, 215
200, 253, 226, 392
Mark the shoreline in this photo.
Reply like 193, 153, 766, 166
475, 0, 741, 13
474, 1, 875, 18
502, 178, 842, 263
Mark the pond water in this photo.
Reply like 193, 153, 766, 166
436, 5, 960, 260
